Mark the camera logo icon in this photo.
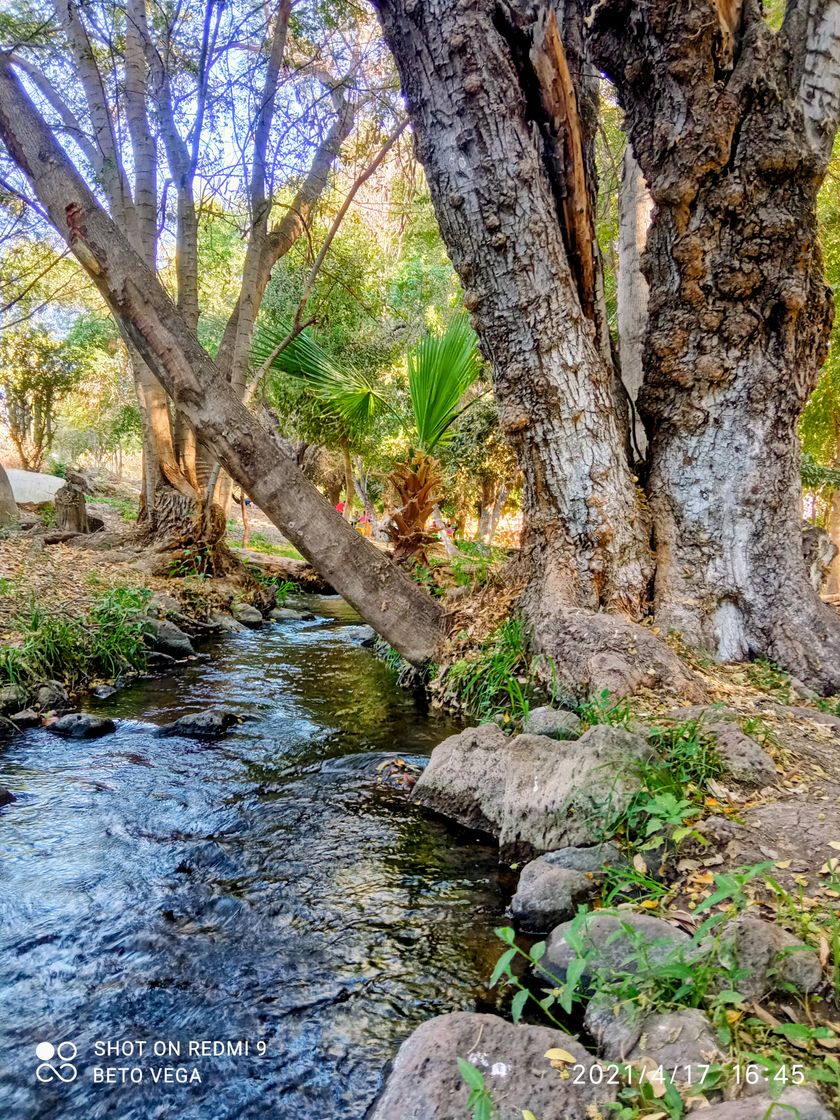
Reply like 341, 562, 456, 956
35, 1041, 78, 1083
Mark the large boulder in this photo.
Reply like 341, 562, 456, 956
156, 711, 239, 739
47, 713, 116, 739
144, 618, 195, 659
538, 912, 692, 989
511, 844, 624, 933
412, 724, 651, 860
365, 1012, 613, 1120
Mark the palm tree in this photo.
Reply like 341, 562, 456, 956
253, 313, 482, 561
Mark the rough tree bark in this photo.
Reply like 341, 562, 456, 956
375, 0, 700, 698
617, 143, 652, 460
586, 0, 840, 690
0, 58, 443, 665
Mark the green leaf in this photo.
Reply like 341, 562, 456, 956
489, 947, 517, 987
511, 988, 529, 1023
495, 926, 516, 945
530, 941, 546, 962
457, 1057, 486, 1092
406, 312, 481, 451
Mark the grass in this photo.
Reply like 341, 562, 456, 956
91, 494, 139, 521
0, 585, 152, 691
443, 616, 542, 725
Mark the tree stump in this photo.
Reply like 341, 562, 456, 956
54, 481, 90, 534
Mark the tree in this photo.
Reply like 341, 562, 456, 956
0, 323, 83, 470
0, 55, 443, 665
2, 0, 383, 556
373, 0, 840, 693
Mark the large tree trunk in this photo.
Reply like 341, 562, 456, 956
0, 59, 443, 666
586, 0, 840, 691
374, 0, 701, 699
374, 0, 651, 616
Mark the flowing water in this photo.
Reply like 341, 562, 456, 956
0, 598, 510, 1119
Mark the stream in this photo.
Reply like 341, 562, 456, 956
0, 597, 510, 1119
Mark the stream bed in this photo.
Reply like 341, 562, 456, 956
0, 597, 510, 1119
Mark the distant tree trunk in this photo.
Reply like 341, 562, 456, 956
0, 463, 18, 526
617, 143, 652, 460
340, 437, 356, 520
0, 62, 444, 665
475, 477, 494, 544
587, 0, 840, 691
487, 482, 510, 545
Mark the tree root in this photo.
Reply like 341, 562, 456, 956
529, 604, 706, 704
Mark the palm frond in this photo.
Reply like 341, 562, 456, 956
252, 322, 387, 429
407, 313, 481, 452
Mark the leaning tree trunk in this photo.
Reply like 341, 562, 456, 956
374, 0, 700, 699
0, 59, 444, 666
587, 0, 840, 692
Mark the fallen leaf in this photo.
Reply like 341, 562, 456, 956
544, 1048, 577, 1065
633, 853, 647, 874
775, 860, 793, 869
820, 936, 830, 967
829, 842, 840, 851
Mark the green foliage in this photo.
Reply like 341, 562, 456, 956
406, 313, 481, 452
444, 617, 543, 724
611, 719, 724, 850
575, 689, 635, 728
745, 659, 792, 703
273, 579, 299, 607
167, 544, 213, 578
457, 1058, 496, 1120
0, 586, 151, 690
0, 322, 85, 470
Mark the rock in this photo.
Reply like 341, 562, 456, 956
710, 722, 776, 786
718, 914, 822, 1000
689, 1089, 830, 1120
146, 651, 177, 670
33, 680, 70, 711
231, 602, 263, 628
539, 912, 691, 988
144, 617, 195, 659
412, 723, 651, 861
356, 625, 377, 647
511, 844, 623, 932
269, 607, 314, 621
148, 592, 185, 621
523, 706, 582, 740
9, 708, 39, 728
156, 711, 239, 738
48, 713, 116, 739
0, 683, 27, 714
584, 1003, 723, 1072
0, 786, 17, 806
511, 865, 596, 932
366, 1012, 613, 1120
207, 611, 247, 633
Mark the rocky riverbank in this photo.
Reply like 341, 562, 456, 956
367, 694, 840, 1119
